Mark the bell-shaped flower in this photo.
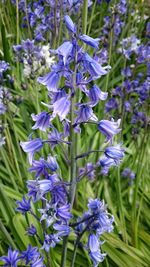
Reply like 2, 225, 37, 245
98, 119, 121, 142
20, 138, 43, 165
16, 197, 31, 214
79, 34, 100, 49
52, 96, 70, 121
105, 144, 124, 162
37, 71, 60, 92
88, 234, 100, 252
0, 248, 19, 267
87, 85, 108, 106
64, 15, 76, 34
75, 104, 98, 124
51, 41, 73, 65
31, 111, 51, 132
83, 53, 109, 79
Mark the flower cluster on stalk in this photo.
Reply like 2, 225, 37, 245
14, 14, 125, 267
0, 60, 13, 146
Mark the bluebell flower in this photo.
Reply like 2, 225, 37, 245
121, 67, 132, 77
124, 101, 131, 112
0, 248, 19, 267
83, 53, 109, 79
75, 104, 98, 124
16, 196, 31, 214
51, 184, 67, 205
88, 234, 100, 252
105, 145, 124, 162
20, 245, 40, 265
79, 35, 100, 49
64, 15, 76, 34
20, 138, 43, 165
56, 203, 72, 223
27, 224, 37, 236
53, 223, 71, 237
30, 256, 45, 267
31, 111, 51, 132
51, 41, 73, 65
99, 156, 117, 168
37, 71, 60, 92
48, 128, 70, 149
52, 96, 70, 121
121, 168, 135, 180
87, 85, 108, 107
0, 60, 9, 79
29, 156, 58, 178
27, 179, 53, 202
98, 119, 121, 142
39, 202, 72, 227
89, 249, 106, 267
0, 102, 7, 114
42, 234, 60, 252
105, 98, 118, 113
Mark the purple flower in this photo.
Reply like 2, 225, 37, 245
121, 168, 135, 180
20, 138, 43, 165
0, 248, 19, 267
99, 156, 117, 168
83, 53, 109, 79
51, 184, 67, 205
31, 111, 51, 132
56, 203, 72, 223
89, 249, 106, 266
0, 102, 7, 114
37, 71, 60, 92
64, 15, 76, 34
79, 34, 100, 49
52, 96, 70, 121
16, 197, 31, 214
0, 60, 9, 78
105, 98, 118, 113
30, 256, 45, 267
29, 156, 58, 178
87, 85, 108, 106
42, 234, 60, 252
51, 41, 73, 65
75, 104, 98, 124
27, 179, 53, 202
53, 223, 70, 237
105, 145, 124, 162
88, 234, 100, 252
27, 224, 37, 236
20, 245, 40, 265
98, 119, 121, 142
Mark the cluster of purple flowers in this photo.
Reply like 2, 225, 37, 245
15, 14, 123, 266
0, 60, 13, 146
11, 0, 93, 44
105, 21, 150, 137
0, 246, 45, 267
121, 167, 135, 184
75, 198, 114, 266
13, 39, 54, 78
100, 0, 127, 46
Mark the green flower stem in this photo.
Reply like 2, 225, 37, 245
87, 0, 97, 35
82, 0, 88, 34
116, 167, 127, 243
61, 43, 78, 267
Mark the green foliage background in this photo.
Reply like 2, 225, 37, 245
0, 0, 150, 266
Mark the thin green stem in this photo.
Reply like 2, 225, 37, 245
82, 0, 88, 34
116, 167, 127, 243
87, 0, 97, 35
